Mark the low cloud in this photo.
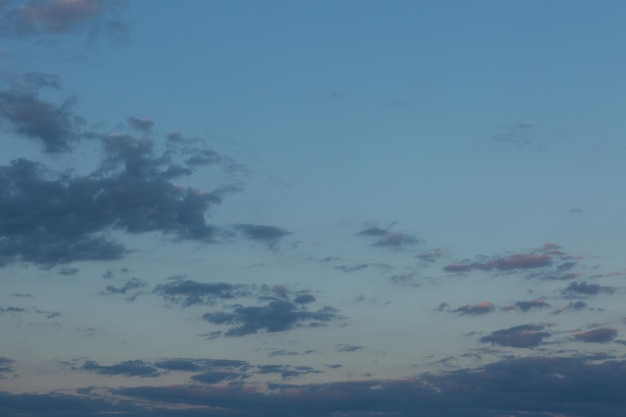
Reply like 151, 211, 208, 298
357, 224, 419, 249
452, 302, 495, 315
574, 327, 617, 343
0, 86, 83, 153
444, 253, 552, 273
562, 281, 614, 296
154, 280, 250, 307
0, 357, 15, 378
501, 298, 551, 312
480, 323, 552, 348
233, 224, 291, 247
1, 0, 128, 40
126, 116, 153, 133
79, 360, 160, 377
203, 299, 341, 337
0, 130, 241, 267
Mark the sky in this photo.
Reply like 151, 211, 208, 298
1, 1, 626, 416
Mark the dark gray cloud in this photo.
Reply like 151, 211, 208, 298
444, 253, 553, 273
562, 281, 614, 296
552, 300, 596, 315
126, 116, 153, 133
574, 327, 618, 343
153, 358, 249, 372
357, 224, 419, 249
452, 302, 495, 315
203, 299, 341, 337
154, 280, 250, 307
480, 323, 552, 348
57, 267, 79, 275
80, 360, 160, 377
99, 277, 147, 300
0, 356, 15, 378
336, 344, 363, 352
0, 306, 26, 314
0, 0, 128, 39
415, 249, 445, 264
191, 370, 241, 384
5, 355, 626, 416
335, 263, 368, 273
233, 224, 290, 247
0, 87, 83, 153
293, 293, 315, 304
0, 129, 242, 267
256, 364, 320, 379
500, 298, 551, 312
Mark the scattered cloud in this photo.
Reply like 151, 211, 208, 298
79, 360, 161, 377
0, 129, 242, 267
357, 224, 419, 249
99, 277, 147, 301
153, 280, 250, 307
453, 302, 495, 315
0, 85, 84, 153
574, 327, 617, 343
0, 0, 128, 40
444, 253, 552, 273
335, 263, 368, 273
480, 323, 552, 348
562, 281, 614, 297
126, 116, 153, 133
501, 298, 551, 312
0, 357, 15, 378
233, 224, 291, 248
336, 344, 363, 352
203, 299, 341, 337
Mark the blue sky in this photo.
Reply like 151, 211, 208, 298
1, 1, 626, 416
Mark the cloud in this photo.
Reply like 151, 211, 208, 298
153, 358, 249, 372
574, 327, 618, 343
256, 364, 320, 379
415, 249, 444, 264
562, 281, 614, 296
1, 0, 128, 40
491, 122, 534, 146
452, 302, 495, 315
480, 323, 552, 348
0, 357, 15, 378
335, 263, 368, 273
0, 87, 84, 153
501, 298, 551, 312
336, 344, 363, 352
203, 299, 341, 337
126, 116, 153, 133
99, 277, 147, 301
357, 224, 419, 249
6, 355, 626, 416
0, 130, 242, 267
153, 280, 250, 307
191, 370, 241, 384
233, 224, 291, 247
444, 253, 552, 273
552, 300, 591, 315
79, 360, 160, 377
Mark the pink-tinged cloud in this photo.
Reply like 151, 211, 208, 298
574, 327, 617, 343
501, 298, 550, 312
480, 323, 552, 348
444, 253, 552, 273
453, 302, 495, 315
491, 254, 552, 270
3, 0, 127, 38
